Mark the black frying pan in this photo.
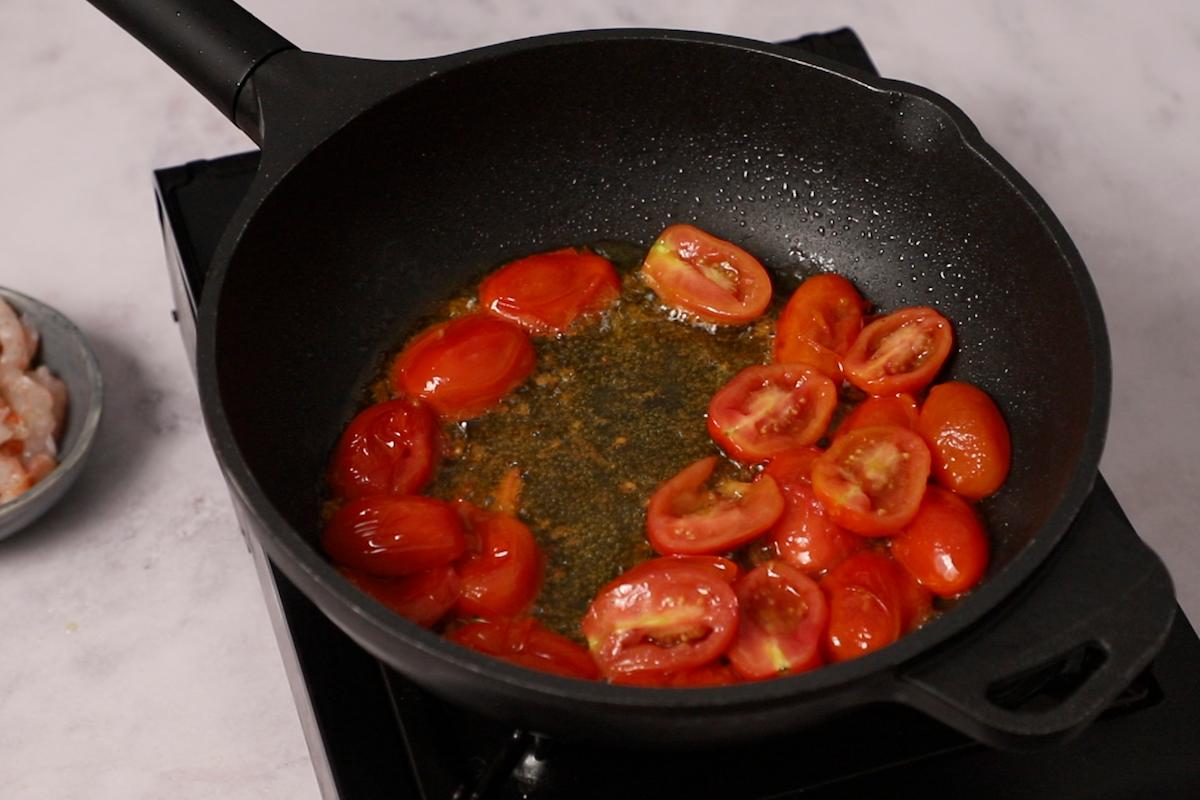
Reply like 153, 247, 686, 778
89, 0, 1174, 748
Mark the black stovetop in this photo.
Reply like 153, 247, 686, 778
153, 30, 1200, 800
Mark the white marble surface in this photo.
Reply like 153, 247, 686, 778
1, 1, 1198, 797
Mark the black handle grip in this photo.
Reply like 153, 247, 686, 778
895, 475, 1176, 748
85, 0, 294, 139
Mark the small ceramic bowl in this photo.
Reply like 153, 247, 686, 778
0, 287, 103, 540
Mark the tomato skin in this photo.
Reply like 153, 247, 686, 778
892, 486, 990, 597
322, 496, 466, 576
893, 558, 934, 633
665, 662, 740, 687
764, 446, 823, 486
582, 559, 740, 680
455, 504, 542, 618
327, 397, 440, 500
843, 307, 953, 396
338, 564, 459, 628
390, 314, 536, 421
773, 274, 867, 381
811, 425, 932, 536
834, 394, 919, 440
640, 224, 773, 324
765, 447, 864, 576
917, 382, 1011, 500
448, 618, 600, 680
706, 364, 838, 463
479, 248, 620, 336
728, 562, 829, 680
620, 554, 740, 585
766, 480, 865, 576
611, 661, 740, 687
821, 551, 930, 663
646, 456, 785, 555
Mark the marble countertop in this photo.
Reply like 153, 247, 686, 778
2, 1, 1198, 797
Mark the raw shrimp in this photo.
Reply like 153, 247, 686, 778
0, 370, 59, 461
0, 453, 31, 503
30, 366, 67, 438
0, 399, 25, 447
0, 298, 69, 504
0, 299, 33, 371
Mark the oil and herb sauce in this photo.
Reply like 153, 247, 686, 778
394, 242, 771, 636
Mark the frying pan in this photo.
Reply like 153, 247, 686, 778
89, 0, 1175, 748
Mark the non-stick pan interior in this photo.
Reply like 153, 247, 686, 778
214, 37, 1102, 586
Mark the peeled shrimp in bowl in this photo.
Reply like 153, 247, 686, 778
0, 288, 101, 538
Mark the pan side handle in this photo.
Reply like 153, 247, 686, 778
85, 0, 294, 142
894, 475, 1176, 749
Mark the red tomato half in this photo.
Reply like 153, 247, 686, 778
844, 307, 953, 395
764, 446, 823, 486
327, 397, 440, 500
582, 559, 739, 680
391, 314, 536, 421
917, 381, 1011, 500
892, 486, 990, 597
665, 662, 740, 687
821, 551, 931, 663
765, 447, 864, 574
338, 564, 459, 628
640, 224, 772, 324
766, 480, 864, 576
322, 495, 466, 576
773, 274, 867, 381
811, 426, 932, 536
707, 364, 838, 462
834, 394, 918, 440
449, 618, 600, 680
479, 248, 621, 336
646, 456, 784, 555
728, 562, 829, 680
620, 554, 740, 585
455, 504, 542, 618
611, 661, 740, 688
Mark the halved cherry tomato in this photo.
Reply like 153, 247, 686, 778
665, 662, 740, 687
892, 486, 990, 597
448, 618, 600, 680
893, 559, 935, 633
917, 381, 1011, 500
479, 248, 621, 336
773, 274, 867, 381
390, 314, 535, 421
764, 448, 864, 574
811, 426, 931, 536
582, 559, 739, 680
455, 503, 542, 618
764, 446, 823, 486
706, 364, 838, 462
646, 456, 784, 555
843, 307, 953, 395
327, 397, 440, 500
640, 224, 772, 324
338, 564, 459, 628
619, 554, 740, 585
834, 393, 918, 439
728, 562, 828, 680
322, 495, 466, 576
821, 551, 931, 663
766, 480, 864, 576
611, 661, 740, 687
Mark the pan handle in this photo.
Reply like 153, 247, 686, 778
893, 475, 1176, 749
85, 0, 294, 140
